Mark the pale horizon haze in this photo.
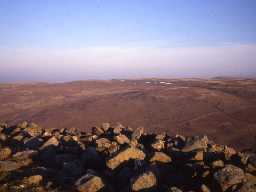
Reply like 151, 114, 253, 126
0, 0, 256, 82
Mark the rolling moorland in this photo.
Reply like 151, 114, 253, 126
0, 78, 256, 150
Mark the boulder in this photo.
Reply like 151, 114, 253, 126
92, 127, 104, 136
151, 140, 165, 151
149, 152, 172, 163
75, 170, 105, 192
101, 123, 110, 132
131, 171, 157, 191
106, 147, 145, 170
22, 175, 43, 186
182, 136, 208, 152
214, 164, 245, 191
131, 127, 144, 141
24, 122, 43, 137
0, 147, 12, 160
211, 160, 224, 169
114, 134, 130, 145
95, 138, 111, 152
40, 136, 59, 150
81, 147, 105, 170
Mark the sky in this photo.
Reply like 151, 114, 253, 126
0, 0, 256, 82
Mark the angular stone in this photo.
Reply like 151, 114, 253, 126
0, 147, 12, 160
191, 151, 204, 161
214, 164, 245, 191
81, 147, 105, 169
211, 160, 224, 169
106, 147, 145, 170
24, 137, 44, 150
151, 140, 165, 151
167, 186, 183, 192
0, 133, 7, 142
182, 136, 208, 152
92, 127, 104, 136
113, 123, 124, 134
131, 171, 157, 191
131, 127, 144, 141
238, 173, 256, 192
24, 122, 43, 137
40, 136, 59, 150
22, 175, 43, 186
0, 160, 22, 172
75, 170, 105, 192
201, 184, 210, 192
95, 138, 111, 152
114, 134, 130, 145
149, 152, 172, 163
101, 123, 110, 132
17, 121, 28, 129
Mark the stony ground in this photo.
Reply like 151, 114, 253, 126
0, 121, 255, 192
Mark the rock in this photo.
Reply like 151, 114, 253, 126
211, 160, 224, 169
214, 164, 245, 191
22, 175, 43, 186
182, 136, 208, 152
12, 150, 38, 161
75, 170, 105, 192
0, 160, 23, 172
238, 173, 256, 192
40, 136, 59, 150
0, 133, 7, 142
201, 184, 210, 192
223, 146, 237, 160
167, 186, 183, 192
131, 127, 144, 141
155, 133, 166, 141
95, 138, 111, 152
17, 121, 28, 129
151, 139, 165, 151
0, 151, 36, 172
24, 137, 44, 149
131, 171, 157, 191
149, 152, 172, 163
114, 134, 130, 145
107, 141, 120, 155
101, 123, 110, 132
92, 127, 104, 136
62, 159, 84, 177
0, 147, 12, 160
55, 153, 77, 166
81, 147, 105, 169
107, 147, 145, 170
24, 122, 43, 137
191, 151, 204, 161
113, 123, 124, 134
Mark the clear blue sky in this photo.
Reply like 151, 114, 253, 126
0, 0, 256, 81
1, 0, 256, 48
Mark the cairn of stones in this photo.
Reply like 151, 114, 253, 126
0, 121, 255, 192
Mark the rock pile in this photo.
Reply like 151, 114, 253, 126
0, 121, 255, 192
